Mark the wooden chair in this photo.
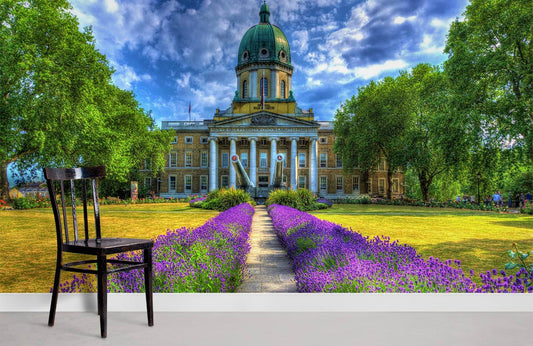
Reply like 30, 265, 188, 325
44, 166, 153, 338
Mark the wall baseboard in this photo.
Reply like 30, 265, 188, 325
1, 293, 532, 312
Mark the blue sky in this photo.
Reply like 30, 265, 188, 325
68, 0, 469, 124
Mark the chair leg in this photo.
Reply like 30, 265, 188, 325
144, 248, 154, 326
97, 255, 108, 338
48, 255, 62, 327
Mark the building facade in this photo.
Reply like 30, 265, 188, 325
148, 3, 404, 200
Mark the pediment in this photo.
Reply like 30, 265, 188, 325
210, 111, 318, 128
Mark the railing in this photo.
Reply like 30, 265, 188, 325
161, 121, 211, 129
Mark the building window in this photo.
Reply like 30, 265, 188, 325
258, 175, 269, 188
200, 137, 209, 144
221, 176, 229, 188
260, 152, 268, 168
184, 175, 192, 193
144, 177, 152, 189
260, 77, 268, 98
201, 151, 208, 168
185, 151, 192, 168
378, 178, 385, 195
378, 159, 385, 171
319, 153, 327, 168
319, 137, 327, 144
144, 158, 152, 170
299, 153, 306, 168
336, 154, 342, 168
298, 176, 306, 189
352, 176, 360, 192
200, 176, 208, 192
320, 176, 327, 192
336, 176, 344, 192
241, 152, 248, 168
242, 80, 248, 98
185, 136, 193, 144
368, 180, 373, 194
169, 152, 177, 168
171, 136, 177, 144
392, 178, 399, 193
169, 176, 177, 192
222, 152, 229, 168
281, 80, 286, 98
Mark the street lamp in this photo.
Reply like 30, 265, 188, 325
476, 172, 481, 205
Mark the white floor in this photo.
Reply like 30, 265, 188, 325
2, 312, 532, 346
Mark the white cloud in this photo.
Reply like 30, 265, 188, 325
393, 15, 417, 25
355, 59, 408, 80
112, 63, 151, 90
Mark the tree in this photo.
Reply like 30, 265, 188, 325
335, 64, 470, 201
0, 0, 172, 200
334, 75, 412, 199
401, 64, 470, 201
444, 0, 533, 161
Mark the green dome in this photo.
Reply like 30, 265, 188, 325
237, 3, 291, 68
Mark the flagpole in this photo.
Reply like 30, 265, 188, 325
188, 101, 191, 121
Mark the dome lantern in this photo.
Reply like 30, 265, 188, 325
260, 1, 270, 23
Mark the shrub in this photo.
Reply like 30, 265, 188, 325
195, 188, 255, 211
12, 197, 38, 210
266, 188, 332, 211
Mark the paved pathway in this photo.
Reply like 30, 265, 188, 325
237, 205, 298, 293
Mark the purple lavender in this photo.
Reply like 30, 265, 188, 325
56, 203, 254, 293
267, 204, 533, 293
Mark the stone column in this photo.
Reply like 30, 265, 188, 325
229, 137, 237, 188
248, 137, 258, 187
209, 137, 218, 191
290, 137, 299, 190
309, 137, 318, 193
269, 137, 278, 185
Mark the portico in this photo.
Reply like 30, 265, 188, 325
207, 111, 319, 192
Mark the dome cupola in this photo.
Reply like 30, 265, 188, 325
237, 1, 291, 69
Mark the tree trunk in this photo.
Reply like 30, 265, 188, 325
0, 161, 10, 202
418, 171, 433, 202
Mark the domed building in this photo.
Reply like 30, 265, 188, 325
150, 2, 404, 200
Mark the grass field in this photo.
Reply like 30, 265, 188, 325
311, 204, 533, 283
0, 203, 218, 292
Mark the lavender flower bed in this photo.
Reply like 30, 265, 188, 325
267, 204, 533, 293
57, 203, 254, 293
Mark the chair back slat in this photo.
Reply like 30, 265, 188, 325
91, 178, 102, 241
70, 180, 78, 241
60, 181, 69, 243
44, 166, 106, 247
83, 180, 89, 243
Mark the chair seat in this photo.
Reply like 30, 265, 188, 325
63, 237, 154, 256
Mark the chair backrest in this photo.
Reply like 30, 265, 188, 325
44, 166, 106, 246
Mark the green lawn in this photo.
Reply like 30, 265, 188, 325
311, 204, 533, 282
0, 203, 218, 292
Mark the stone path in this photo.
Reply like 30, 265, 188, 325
237, 205, 298, 293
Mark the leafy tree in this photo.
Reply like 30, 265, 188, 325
334, 76, 411, 198
335, 64, 470, 201
0, 0, 172, 200
444, 0, 533, 160
401, 64, 470, 201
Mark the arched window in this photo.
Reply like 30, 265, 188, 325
242, 80, 248, 98
281, 80, 286, 98
260, 78, 268, 98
